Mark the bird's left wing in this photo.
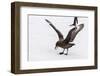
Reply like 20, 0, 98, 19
45, 19, 64, 40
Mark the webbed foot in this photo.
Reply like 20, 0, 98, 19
64, 53, 68, 55
59, 52, 64, 55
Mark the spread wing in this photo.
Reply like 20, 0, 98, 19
63, 27, 76, 43
64, 24, 84, 43
45, 19, 64, 40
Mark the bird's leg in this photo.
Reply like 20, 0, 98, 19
64, 49, 68, 55
59, 49, 65, 55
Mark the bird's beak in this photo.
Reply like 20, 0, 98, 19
55, 46, 57, 50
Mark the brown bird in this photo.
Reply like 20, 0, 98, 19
45, 19, 84, 55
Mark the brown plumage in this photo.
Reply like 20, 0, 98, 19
45, 19, 84, 55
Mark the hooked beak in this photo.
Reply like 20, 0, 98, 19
55, 46, 58, 50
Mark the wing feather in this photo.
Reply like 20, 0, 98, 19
64, 24, 84, 43
45, 19, 64, 40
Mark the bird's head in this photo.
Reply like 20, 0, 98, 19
55, 41, 60, 50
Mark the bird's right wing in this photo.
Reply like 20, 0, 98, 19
63, 27, 76, 43
69, 24, 84, 42
64, 24, 84, 43
45, 19, 64, 40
